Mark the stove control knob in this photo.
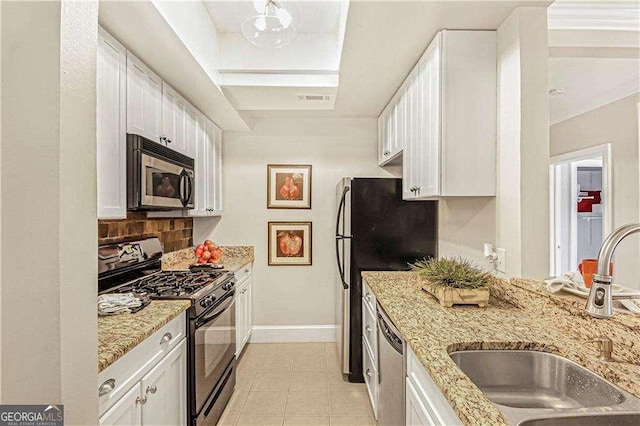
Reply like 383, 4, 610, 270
223, 282, 234, 291
200, 296, 214, 308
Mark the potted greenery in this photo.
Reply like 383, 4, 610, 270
411, 256, 492, 307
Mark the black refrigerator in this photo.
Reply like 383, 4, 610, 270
335, 177, 438, 383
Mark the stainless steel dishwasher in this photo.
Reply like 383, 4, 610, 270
377, 302, 405, 425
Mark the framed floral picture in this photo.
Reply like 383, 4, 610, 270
267, 164, 312, 209
268, 222, 312, 266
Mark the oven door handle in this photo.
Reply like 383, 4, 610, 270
195, 291, 235, 327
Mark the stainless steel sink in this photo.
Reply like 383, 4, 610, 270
519, 413, 640, 426
449, 350, 640, 425
449, 350, 624, 409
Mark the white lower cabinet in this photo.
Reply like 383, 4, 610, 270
140, 339, 187, 426
99, 314, 187, 426
235, 263, 253, 356
362, 279, 378, 419
406, 347, 462, 426
99, 385, 142, 426
406, 379, 434, 426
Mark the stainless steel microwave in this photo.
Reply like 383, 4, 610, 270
127, 134, 194, 210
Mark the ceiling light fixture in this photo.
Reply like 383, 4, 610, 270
241, 0, 298, 48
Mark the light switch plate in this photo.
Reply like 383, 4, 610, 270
496, 248, 507, 274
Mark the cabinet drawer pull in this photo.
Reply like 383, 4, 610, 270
365, 293, 371, 301
244, 269, 249, 274
135, 395, 148, 405
160, 332, 173, 344
241, 288, 247, 294
366, 368, 372, 377
146, 385, 157, 395
365, 325, 371, 334
98, 378, 116, 397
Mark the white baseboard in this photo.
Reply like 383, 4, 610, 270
249, 325, 337, 343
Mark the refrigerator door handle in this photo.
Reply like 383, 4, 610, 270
335, 237, 349, 289
335, 185, 350, 236
335, 185, 350, 289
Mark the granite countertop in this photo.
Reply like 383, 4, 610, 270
162, 245, 255, 272
361, 271, 640, 426
98, 300, 191, 372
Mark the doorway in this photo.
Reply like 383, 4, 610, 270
549, 144, 612, 276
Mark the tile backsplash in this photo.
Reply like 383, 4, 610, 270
98, 212, 193, 253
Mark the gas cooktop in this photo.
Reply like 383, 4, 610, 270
115, 270, 230, 298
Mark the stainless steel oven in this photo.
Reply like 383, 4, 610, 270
190, 289, 236, 425
127, 134, 194, 210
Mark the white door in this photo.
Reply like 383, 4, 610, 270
140, 339, 187, 426
235, 279, 247, 356
173, 95, 188, 155
406, 380, 435, 426
161, 82, 178, 150
99, 384, 142, 426
236, 275, 253, 354
184, 104, 199, 159
416, 34, 441, 198
97, 28, 127, 220
206, 120, 223, 213
191, 111, 209, 216
245, 274, 252, 345
162, 82, 188, 155
126, 52, 162, 143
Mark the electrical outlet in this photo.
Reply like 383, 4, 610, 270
496, 248, 507, 274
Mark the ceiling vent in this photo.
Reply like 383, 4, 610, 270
296, 94, 332, 102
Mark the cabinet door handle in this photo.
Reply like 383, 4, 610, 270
365, 293, 371, 301
98, 378, 116, 397
366, 368, 372, 377
146, 385, 157, 395
160, 332, 172, 344
241, 288, 247, 294
244, 269, 249, 274
135, 395, 148, 405
365, 325, 371, 334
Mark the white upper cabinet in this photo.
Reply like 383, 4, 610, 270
404, 30, 496, 199
126, 52, 162, 143
100, 27, 223, 219
184, 103, 199, 160
188, 116, 223, 217
379, 30, 497, 199
161, 82, 189, 155
97, 28, 127, 220
206, 120, 223, 214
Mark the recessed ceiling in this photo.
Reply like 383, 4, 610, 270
240, 0, 553, 120
204, 0, 343, 34
548, 57, 639, 124
547, 0, 640, 124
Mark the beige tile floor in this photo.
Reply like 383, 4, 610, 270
218, 343, 376, 426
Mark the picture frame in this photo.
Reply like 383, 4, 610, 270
267, 164, 312, 209
268, 222, 312, 266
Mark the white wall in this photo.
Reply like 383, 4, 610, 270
438, 198, 496, 267
194, 118, 396, 328
495, 7, 550, 278
1, 1, 98, 422
551, 93, 640, 288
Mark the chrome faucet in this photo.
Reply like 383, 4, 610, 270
586, 223, 640, 318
